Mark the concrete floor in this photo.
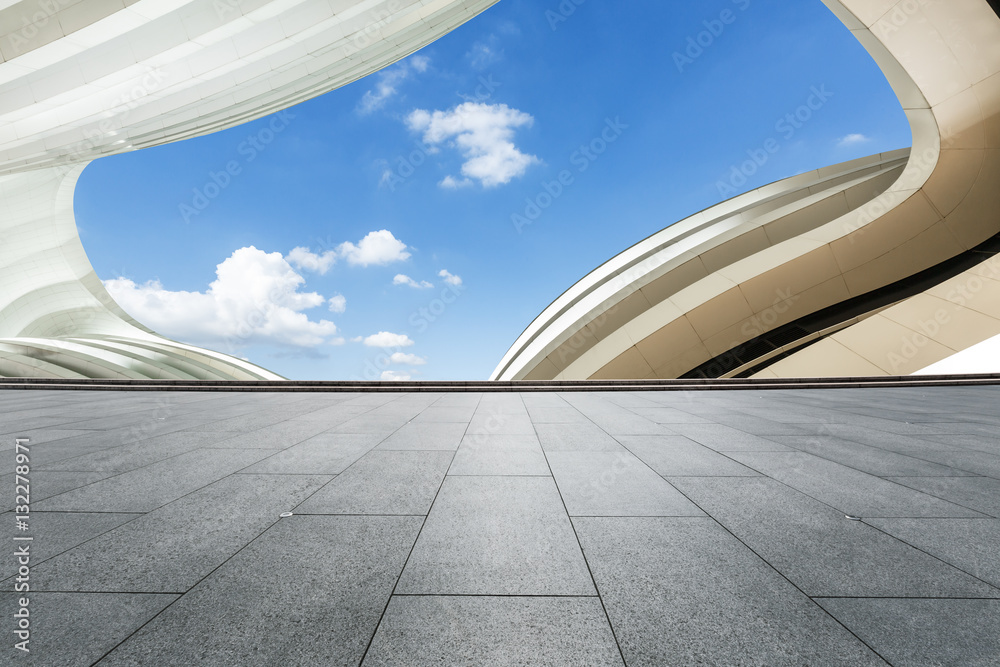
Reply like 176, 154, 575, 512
2, 386, 999, 666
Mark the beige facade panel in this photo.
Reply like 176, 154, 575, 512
494, 0, 1000, 381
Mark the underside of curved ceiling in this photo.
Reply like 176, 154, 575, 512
493, 0, 1000, 381
0, 0, 499, 379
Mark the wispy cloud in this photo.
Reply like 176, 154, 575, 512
393, 274, 433, 289
380, 370, 412, 381
406, 102, 540, 188
837, 133, 871, 147
357, 55, 431, 115
466, 35, 503, 69
438, 269, 463, 286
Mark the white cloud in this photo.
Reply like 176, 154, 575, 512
406, 102, 540, 188
286, 246, 337, 274
357, 55, 431, 115
350, 336, 363, 343
328, 294, 346, 313
390, 352, 426, 365
440, 175, 472, 189
393, 274, 433, 289
338, 230, 411, 267
104, 247, 340, 349
363, 331, 414, 348
438, 269, 463, 286
409, 54, 430, 73
837, 133, 871, 147
380, 370, 412, 381
466, 37, 503, 69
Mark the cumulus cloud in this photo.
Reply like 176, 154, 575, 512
357, 55, 431, 115
327, 294, 346, 313
338, 230, 411, 267
104, 247, 340, 349
438, 269, 462, 286
363, 331, 414, 348
381, 370, 412, 381
837, 133, 871, 147
406, 102, 540, 188
393, 274, 433, 289
390, 352, 426, 365
287, 246, 337, 274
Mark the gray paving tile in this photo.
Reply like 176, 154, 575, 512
574, 517, 886, 666
546, 451, 704, 517
769, 435, 971, 477
38, 431, 233, 473
617, 435, 759, 476
0, 429, 92, 450
711, 414, 808, 435
917, 433, 1000, 454
902, 449, 1000, 479
525, 406, 590, 423
96, 515, 421, 666
1, 592, 178, 666
295, 451, 452, 515
534, 423, 625, 452
670, 477, 999, 597
0, 511, 139, 581
663, 423, 792, 451
817, 598, 1000, 667
809, 423, 956, 454
1, 471, 115, 511
241, 432, 383, 474
34, 449, 271, 512
363, 596, 623, 666
377, 422, 468, 450
448, 433, 549, 475
729, 452, 986, 518
396, 476, 594, 595
466, 412, 535, 434
627, 407, 710, 423
885, 476, 1000, 517
411, 406, 476, 422
207, 420, 331, 448
31, 474, 330, 592
864, 518, 1000, 589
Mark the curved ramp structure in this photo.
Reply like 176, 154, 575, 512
0, 0, 498, 379
493, 0, 1000, 381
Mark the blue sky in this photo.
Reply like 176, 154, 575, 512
74, 0, 911, 381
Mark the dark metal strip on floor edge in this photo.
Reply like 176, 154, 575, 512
1, 375, 999, 392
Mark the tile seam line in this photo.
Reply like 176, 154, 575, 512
533, 392, 629, 667
657, 480, 894, 665
355, 391, 481, 666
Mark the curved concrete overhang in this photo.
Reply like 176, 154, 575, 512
0, 0, 499, 379
493, 0, 1000, 381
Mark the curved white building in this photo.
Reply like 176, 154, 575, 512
494, 0, 1000, 381
0, 0, 498, 379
